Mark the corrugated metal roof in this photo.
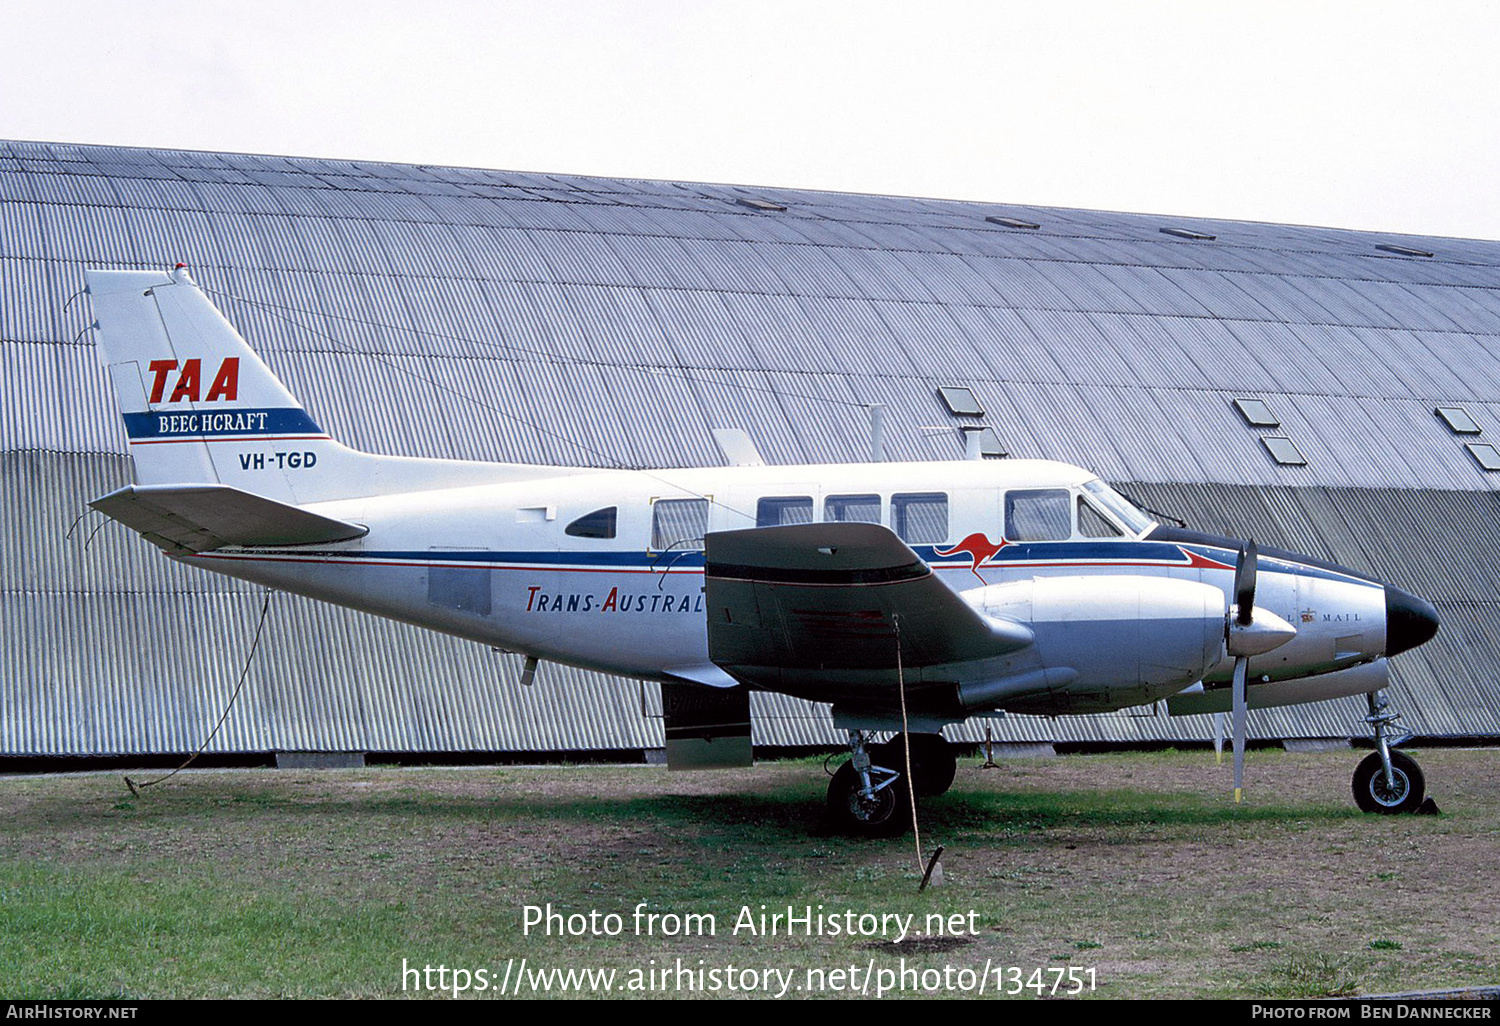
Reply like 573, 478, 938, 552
3, 140, 1499, 757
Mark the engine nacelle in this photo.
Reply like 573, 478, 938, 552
969, 575, 1228, 713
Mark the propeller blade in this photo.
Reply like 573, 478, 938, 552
1231, 655, 1249, 803
1233, 539, 1258, 626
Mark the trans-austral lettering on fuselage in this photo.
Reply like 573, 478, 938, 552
82, 266, 1442, 835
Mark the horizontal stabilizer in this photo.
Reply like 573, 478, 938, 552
90, 484, 368, 553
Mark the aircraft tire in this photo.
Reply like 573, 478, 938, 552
1352, 750, 1426, 814
872, 734, 957, 797
826, 761, 912, 837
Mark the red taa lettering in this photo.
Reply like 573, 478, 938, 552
206, 357, 239, 401
149, 357, 240, 404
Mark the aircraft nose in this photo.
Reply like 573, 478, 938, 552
1385, 584, 1439, 656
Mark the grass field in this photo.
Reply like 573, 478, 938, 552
1, 746, 1496, 1000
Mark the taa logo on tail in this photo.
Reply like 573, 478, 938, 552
146, 358, 239, 404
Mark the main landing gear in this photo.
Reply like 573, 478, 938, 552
826, 731, 957, 837
1353, 690, 1426, 814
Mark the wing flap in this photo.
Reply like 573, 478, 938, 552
90, 484, 367, 552
705, 522, 1032, 677
660, 680, 753, 770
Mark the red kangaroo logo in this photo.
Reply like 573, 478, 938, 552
936, 532, 1007, 582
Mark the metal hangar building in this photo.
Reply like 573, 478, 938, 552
3, 139, 1497, 760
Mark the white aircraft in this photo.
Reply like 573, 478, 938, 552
83, 266, 1441, 835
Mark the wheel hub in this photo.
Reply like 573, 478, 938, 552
1368, 767, 1410, 806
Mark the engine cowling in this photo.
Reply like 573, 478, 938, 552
967, 575, 1228, 713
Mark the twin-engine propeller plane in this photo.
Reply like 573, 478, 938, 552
83, 266, 1441, 835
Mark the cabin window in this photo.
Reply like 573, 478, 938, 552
757, 496, 813, 528
1005, 489, 1071, 542
825, 494, 881, 524
1077, 496, 1122, 538
565, 507, 617, 539
892, 492, 948, 544
652, 498, 708, 551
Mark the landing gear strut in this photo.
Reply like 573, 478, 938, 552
1353, 690, 1426, 814
826, 731, 911, 837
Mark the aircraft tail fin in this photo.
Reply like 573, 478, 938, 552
86, 265, 358, 505
86, 266, 574, 507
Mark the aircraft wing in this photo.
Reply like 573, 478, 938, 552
90, 484, 367, 553
704, 522, 1032, 680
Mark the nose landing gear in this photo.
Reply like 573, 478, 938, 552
1353, 690, 1427, 814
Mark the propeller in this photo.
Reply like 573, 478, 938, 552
1233, 539, 1258, 629
1222, 540, 1297, 803
1230, 541, 1256, 803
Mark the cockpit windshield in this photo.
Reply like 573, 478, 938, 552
1081, 480, 1156, 537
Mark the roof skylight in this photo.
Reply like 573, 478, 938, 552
1160, 227, 1216, 241
736, 197, 787, 212
1376, 243, 1434, 258
1465, 443, 1500, 471
1233, 397, 1281, 428
986, 215, 1040, 230
1261, 436, 1307, 466
960, 425, 1007, 458
938, 386, 984, 417
1436, 407, 1482, 435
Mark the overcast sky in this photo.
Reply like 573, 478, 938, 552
4, 0, 1500, 241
